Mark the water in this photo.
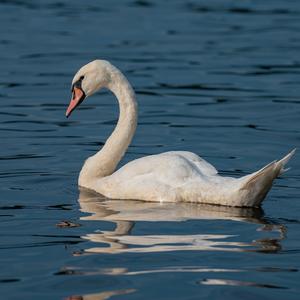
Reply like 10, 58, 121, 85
1, 0, 300, 299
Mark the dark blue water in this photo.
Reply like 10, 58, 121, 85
1, 1, 300, 299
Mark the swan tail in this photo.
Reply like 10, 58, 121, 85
238, 149, 296, 207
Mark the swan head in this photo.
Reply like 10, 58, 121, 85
66, 60, 114, 117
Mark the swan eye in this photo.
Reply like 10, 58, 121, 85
71, 76, 85, 92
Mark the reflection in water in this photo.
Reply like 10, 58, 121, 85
56, 265, 242, 277
78, 188, 286, 254
200, 279, 286, 289
66, 288, 135, 300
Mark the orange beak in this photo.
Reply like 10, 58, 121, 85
66, 86, 85, 118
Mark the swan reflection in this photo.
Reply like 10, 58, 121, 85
78, 188, 286, 254
66, 288, 135, 300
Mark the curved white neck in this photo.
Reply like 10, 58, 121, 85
79, 69, 137, 188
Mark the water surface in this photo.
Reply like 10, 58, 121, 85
0, 0, 300, 299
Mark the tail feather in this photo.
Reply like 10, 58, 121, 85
239, 149, 296, 207
276, 148, 296, 175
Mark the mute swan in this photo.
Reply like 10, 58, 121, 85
66, 60, 295, 207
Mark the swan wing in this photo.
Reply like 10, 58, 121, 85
114, 151, 217, 179
96, 151, 219, 202
167, 151, 218, 176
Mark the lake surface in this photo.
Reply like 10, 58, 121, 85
1, 0, 300, 299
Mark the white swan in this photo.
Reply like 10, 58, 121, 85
66, 60, 295, 207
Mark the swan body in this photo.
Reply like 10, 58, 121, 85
66, 60, 295, 207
